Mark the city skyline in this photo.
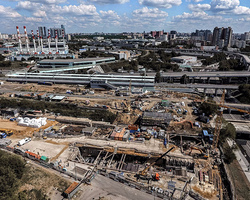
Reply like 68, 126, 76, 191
1, 0, 250, 34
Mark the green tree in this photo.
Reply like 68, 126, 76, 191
180, 74, 189, 84
199, 101, 218, 116
155, 71, 161, 83
223, 145, 236, 164
220, 123, 236, 142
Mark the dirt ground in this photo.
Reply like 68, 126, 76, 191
0, 118, 58, 138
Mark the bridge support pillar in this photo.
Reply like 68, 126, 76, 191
207, 77, 210, 84
215, 89, 218, 96
226, 89, 232, 96
228, 108, 231, 114
204, 88, 207, 94
228, 77, 232, 83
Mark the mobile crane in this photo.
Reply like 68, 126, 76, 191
136, 146, 175, 181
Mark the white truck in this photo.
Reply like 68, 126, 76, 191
18, 137, 31, 146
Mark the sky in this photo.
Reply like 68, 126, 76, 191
1, 0, 250, 34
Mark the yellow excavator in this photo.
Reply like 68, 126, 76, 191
136, 146, 175, 181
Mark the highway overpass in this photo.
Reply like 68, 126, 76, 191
160, 71, 250, 84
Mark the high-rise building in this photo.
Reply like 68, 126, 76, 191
38, 26, 47, 38
242, 32, 250, 41
49, 25, 66, 39
212, 27, 232, 48
150, 30, 163, 38
169, 30, 177, 40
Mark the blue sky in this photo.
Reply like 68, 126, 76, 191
1, 0, 250, 34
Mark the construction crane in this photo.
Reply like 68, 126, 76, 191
137, 146, 175, 180
212, 89, 225, 149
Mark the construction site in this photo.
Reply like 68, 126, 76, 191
0, 80, 249, 200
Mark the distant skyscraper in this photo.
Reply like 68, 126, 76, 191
212, 27, 232, 48
49, 25, 65, 39
38, 26, 47, 38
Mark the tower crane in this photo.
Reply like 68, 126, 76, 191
201, 90, 250, 149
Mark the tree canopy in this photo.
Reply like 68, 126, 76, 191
199, 101, 218, 116
238, 84, 250, 104
0, 150, 26, 199
220, 122, 236, 142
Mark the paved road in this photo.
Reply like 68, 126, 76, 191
80, 174, 161, 200
227, 138, 250, 183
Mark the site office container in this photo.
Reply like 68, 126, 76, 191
114, 131, 120, 140
110, 131, 116, 140
25, 151, 41, 160
128, 125, 139, 131
118, 131, 124, 141
63, 182, 79, 198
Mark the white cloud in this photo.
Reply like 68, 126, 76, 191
55, 4, 98, 16
100, 10, 120, 19
233, 6, 250, 15
0, 5, 21, 18
139, 0, 182, 9
188, 4, 211, 11
133, 7, 168, 18
211, 0, 239, 11
27, 0, 66, 4
174, 11, 222, 21
33, 10, 47, 17
88, 0, 129, 4
17, 1, 40, 11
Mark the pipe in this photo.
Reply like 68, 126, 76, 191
55, 30, 58, 53
31, 30, 36, 53
37, 30, 40, 52
48, 29, 51, 54
16, 26, 22, 53
23, 26, 29, 53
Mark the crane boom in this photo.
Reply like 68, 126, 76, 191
139, 146, 175, 176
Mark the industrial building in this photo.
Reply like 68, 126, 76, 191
6, 73, 155, 87
11, 25, 69, 60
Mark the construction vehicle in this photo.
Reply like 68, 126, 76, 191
136, 146, 175, 181
189, 146, 209, 159
121, 100, 130, 113
0, 129, 13, 136
0, 132, 7, 139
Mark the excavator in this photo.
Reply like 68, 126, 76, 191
189, 146, 209, 159
136, 146, 175, 181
